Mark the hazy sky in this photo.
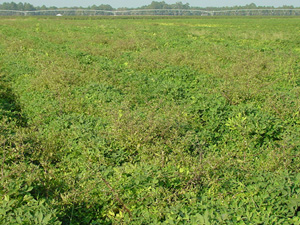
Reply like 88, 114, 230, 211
1, 0, 300, 8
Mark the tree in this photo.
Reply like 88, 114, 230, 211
245, 3, 257, 9
90, 4, 113, 10
98, 4, 114, 10
171, 2, 190, 9
147, 1, 168, 9
40, 5, 47, 10
23, 3, 35, 11
17, 2, 24, 10
10, 2, 18, 10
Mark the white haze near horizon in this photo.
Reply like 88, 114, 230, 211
0, 0, 299, 8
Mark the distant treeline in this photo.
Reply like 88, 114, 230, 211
0, 1, 299, 11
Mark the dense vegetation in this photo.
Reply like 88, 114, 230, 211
1, 16, 300, 224
1, 2, 299, 16
0, 1, 298, 11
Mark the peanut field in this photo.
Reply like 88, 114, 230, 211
1, 16, 300, 224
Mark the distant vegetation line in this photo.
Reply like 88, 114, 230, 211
0, 1, 299, 11
1, 8, 300, 16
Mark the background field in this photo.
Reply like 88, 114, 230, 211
1, 16, 300, 224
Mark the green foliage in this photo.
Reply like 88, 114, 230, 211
194, 171, 300, 224
0, 195, 60, 225
0, 17, 300, 224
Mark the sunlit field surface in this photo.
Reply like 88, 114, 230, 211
1, 16, 300, 224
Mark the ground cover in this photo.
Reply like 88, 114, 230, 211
1, 16, 300, 224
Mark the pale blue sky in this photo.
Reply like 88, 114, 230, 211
1, 0, 300, 8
